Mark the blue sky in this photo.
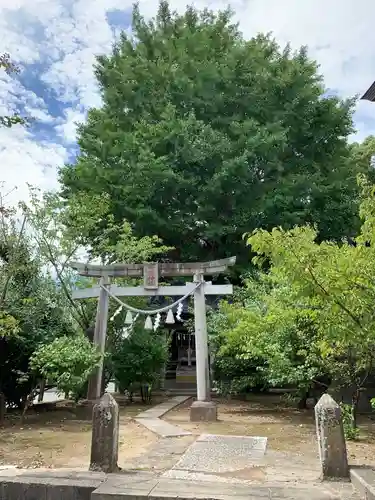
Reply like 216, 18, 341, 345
1, 0, 375, 207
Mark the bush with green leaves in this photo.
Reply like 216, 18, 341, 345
30, 336, 101, 399
112, 327, 169, 401
208, 281, 270, 396
340, 403, 360, 441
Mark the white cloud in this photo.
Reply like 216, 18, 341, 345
0, 0, 375, 207
0, 70, 48, 117
0, 125, 68, 207
56, 108, 86, 144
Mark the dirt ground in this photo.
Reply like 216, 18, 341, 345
2, 394, 375, 472
0, 397, 162, 469
164, 394, 375, 468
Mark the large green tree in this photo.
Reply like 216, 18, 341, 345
60, 2, 365, 266
349, 135, 375, 177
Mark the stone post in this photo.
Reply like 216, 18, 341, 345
89, 393, 119, 473
87, 276, 110, 401
315, 394, 349, 480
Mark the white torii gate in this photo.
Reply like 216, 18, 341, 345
70, 257, 235, 421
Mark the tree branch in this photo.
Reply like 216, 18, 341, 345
285, 240, 363, 329
305, 265, 363, 329
0, 215, 27, 305
34, 233, 88, 329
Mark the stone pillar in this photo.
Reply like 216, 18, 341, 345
87, 276, 110, 400
89, 393, 119, 473
315, 393, 349, 481
190, 275, 217, 422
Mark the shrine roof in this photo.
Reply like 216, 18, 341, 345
361, 81, 375, 102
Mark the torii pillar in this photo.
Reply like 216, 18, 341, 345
190, 270, 216, 421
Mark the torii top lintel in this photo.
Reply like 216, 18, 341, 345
69, 256, 236, 278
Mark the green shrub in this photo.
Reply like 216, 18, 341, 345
112, 328, 168, 402
340, 403, 360, 441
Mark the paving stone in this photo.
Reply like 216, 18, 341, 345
197, 434, 266, 448
0, 465, 17, 472
18, 469, 106, 480
0, 467, 19, 478
136, 396, 190, 419
151, 479, 338, 500
325, 482, 362, 500
265, 465, 320, 483
134, 418, 192, 438
91, 473, 158, 499
350, 466, 375, 500
162, 469, 254, 485
267, 485, 337, 499
121, 436, 196, 472
171, 434, 267, 474
150, 478, 270, 499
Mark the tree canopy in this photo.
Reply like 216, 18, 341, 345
59, 1, 366, 268
349, 135, 375, 176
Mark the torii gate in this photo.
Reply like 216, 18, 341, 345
70, 257, 235, 421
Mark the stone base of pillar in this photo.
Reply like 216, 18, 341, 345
189, 400, 217, 422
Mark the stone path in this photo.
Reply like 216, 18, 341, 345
163, 434, 268, 484
122, 436, 196, 473
134, 418, 192, 438
136, 396, 190, 419
134, 395, 192, 438
131, 398, 323, 486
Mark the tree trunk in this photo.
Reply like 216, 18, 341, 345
86, 325, 95, 342
351, 389, 360, 429
38, 379, 45, 402
297, 391, 308, 409
20, 391, 36, 424
0, 392, 5, 426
